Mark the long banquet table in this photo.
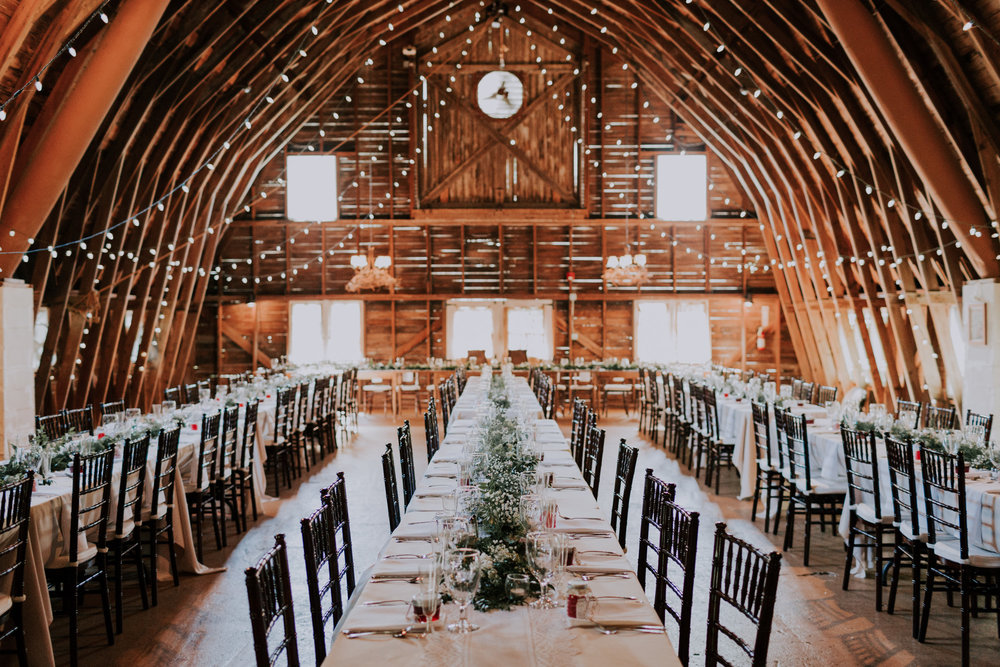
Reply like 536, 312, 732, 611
324, 376, 680, 666
20, 398, 278, 667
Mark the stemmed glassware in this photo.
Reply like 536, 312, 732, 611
988, 441, 1000, 480
527, 531, 557, 608
444, 548, 482, 633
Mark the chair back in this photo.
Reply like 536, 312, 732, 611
302, 473, 355, 663
245, 534, 299, 667
784, 412, 813, 489
241, 400, 260, 472
61, 406, 94, 435
164, 386, 181, 404
840, 426, 881, 521
923, 404, 956, 430
750, 401, 772, 469
638, 470, 675, 595
790, 379, 803, 400
816, 385, 837, 405
581, 425, 606, 499
424, 400, 440, 462
440, 379, 453, 435
115, 433, 150, 539
895, 400, 922, 429
183, 383, 199, 405
69, 449, 115, 566
381, 444, 401, 531
965, 409, 993, 446
884, 436, 921, 539
919, 447, 968, 557
100, 400, 125, 417
771, 406, 789, 472
799, 382, 815, 404
706, 522, 782, 667
672, 381, 688, 424
275, 387, 292, 442
610, 440, 639, 549
194, 412, 222, 491
36, 412, 67, 440
0, 472, 34, 604
218, 405, 240, 481
703, 388, 720, 441
150, 427, 181, 521
197, 379, 211, 398
294, 383, 310, 432
569, 399, 586, 465
656, 483, 699, 665
397, 420, 416, 507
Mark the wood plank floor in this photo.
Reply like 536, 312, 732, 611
47, 410, 989, 666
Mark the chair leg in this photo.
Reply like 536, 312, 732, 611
148, 527, 159, 607
68, 568, 79, 667
918, 556, 936, 642
843, 521, 856, 591
13, 606, 26, 666
773, 482, 785, 536
961, 567, 971, 667
98, 560, 115, 646
135, 546, 149, 612
887, 545, 902, 614
783, 498, 796, 551
217, 488, 228, 548
209, 495, 222, 551
114, 546, 124, 634
167, 523, 179, 587
874, 527, 885, 612
751, 475, 761, 525
803, 502, 813, 567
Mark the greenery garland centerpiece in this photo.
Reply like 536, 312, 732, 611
458, 374, 542, 611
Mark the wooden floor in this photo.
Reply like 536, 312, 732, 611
48, 410, 990, 666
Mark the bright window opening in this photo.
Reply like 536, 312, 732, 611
655, 154, 708, 221
635, 300, 711, 364
446, 300, 553, 361
507, 306, 552, 360
288, 300, 362, 364
449, 305, 496, 360
286, 154, 339, 221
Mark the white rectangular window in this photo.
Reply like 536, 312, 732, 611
288, 300, 362, 364
635, 300, 712, 364
286, 154, 339, 221
507, 305, 553, 361
446, 299, 553, 361
655, 154, 708, 221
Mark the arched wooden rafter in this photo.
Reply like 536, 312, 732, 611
1, 0, 998, 411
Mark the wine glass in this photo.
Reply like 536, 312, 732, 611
162, 400, 176, 413
407, 558, 441, 634
125, 408, 142, 424
527, 531, 557, 609
443, 548, 482, 633
988, 441, 1000, 480
520, 493, 542, 531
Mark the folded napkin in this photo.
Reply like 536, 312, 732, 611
541, 452, 576, 465
550, 479, 588, 490
414, 487, 456, 498
407, 496, 451, 512
391, 521, 439, 539
341, 604, 413, 634
371, 559, 432, 578
585, 598, 661, 627
567, 563, 633, 574
973, 482, 1000, 494
553, 519, 612, 534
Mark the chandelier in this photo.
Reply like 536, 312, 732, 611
346, 249, 396, 292
603, 251, 648, 286
603, 214, 649, 286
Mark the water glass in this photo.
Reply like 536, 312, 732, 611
444, 548, 482, 633
527, 531, 557, 609
505, 573, 531, 602
520, 494, 542, 531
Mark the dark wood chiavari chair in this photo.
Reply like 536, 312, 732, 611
637, 470, 699, 665
302, 473, 356, 663
610, 439, 639, 549
638, 368, 651, 435
289, 382, 312, 476
790, 378, 804, 400
917, 448, 1000, 665
197, 378, 211, 398
705, 522, 782, 667
782, 412, 845, 565
100, 400, 125, 418
816, 385, 838, 405
896, 399, 922, 429
750, 401, 783, 533
424, 398, 440, 462
265, 388, 295, 495
183, 382, 199, 405
841, 426, 893, 611
569, 398, 587, 468
381, 443, 402, 531
965, 409, 993, 445
0, 472, 33, 666
440, 377, 454, 437
164, 386, 181, 404
246, 534, 299, 667
186, 411, 223, 558
662, 373, 677, 450
581, 424, 606, 499
703, 388, 736, 494
397, 420, 417, 508
236, 399, 261, 530
322, 374, 338, 453
305, 377, 328, 461
923, 404, 957, 430
689, 384, 708, 478
215, 405, 242, 540
45, 449, 115, 667
35, 412, 67, 440
799, 381, 816, 404
110, 433, 150, 634
770, 405, 791, 536
62, 406, 94, 435
671, 380, 690, 460
883, 436, 924, 639
646, 370, 665, 445
144, 426, 181, 606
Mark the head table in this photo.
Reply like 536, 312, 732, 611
324, 376, 680, 666
16, 397, 277, 667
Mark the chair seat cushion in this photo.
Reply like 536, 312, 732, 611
794, 477, 847, 496
604, 384, 631, 392
113, 519, 137, 540
142, 505, 171, 522
756, 458, 773, 472
896, 521, 927, 542
46, 543, 98, 569
933, 539, 1000, 567
854, 502, 892, 525
363, 385, 392, 392
0, 592, 12, 616
397, 384, 421, 391
571, 384, 595, 391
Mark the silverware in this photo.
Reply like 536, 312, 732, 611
370, 576, 423, 583
579, 572, 632, 581
384, 554, 430, 560
343, 627, 426, 639
576, 550, 621, 557
593, 595, 639, 601
559, 512, 603, 521
362, 599, 409, 606
587, 623, 665, 635
393, 537, 434, 543
564, 532, 614, 539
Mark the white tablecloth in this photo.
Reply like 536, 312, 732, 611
325, 377, 680, 666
